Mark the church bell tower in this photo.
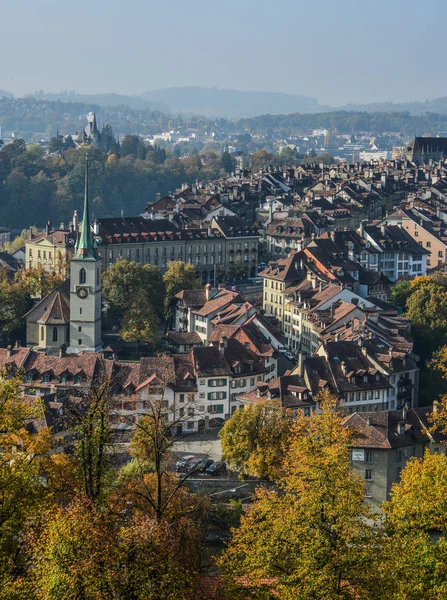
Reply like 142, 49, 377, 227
69, 154, 102, 351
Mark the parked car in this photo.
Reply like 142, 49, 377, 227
176, 455, 195, 472
185, 456, 210, 473
197, 458, 214, 473
284, 351, 296, 362
205, 461, 227, 476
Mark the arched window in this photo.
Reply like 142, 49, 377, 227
52, 327, 58, 342
79, 268, 86, 284
40, 326, 44, 341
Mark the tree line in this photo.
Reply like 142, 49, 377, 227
0, 133, 229, 229
4, 376, 447, 598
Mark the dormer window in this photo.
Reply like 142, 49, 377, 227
25, 372, 33, 383
363, 375, 368, 383
42, 374, 50, 383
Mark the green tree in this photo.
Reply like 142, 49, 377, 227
227, 259, 247, 281
121, 134, 141, 159
102, 259, 164, 324
120, 290, 159, 351
389, 279, 412, 308
221, 151, 235, 173
0, 269, 32, 346
163, 261, 201, 312
219, 401, 293, 478
220, 392, 381, 599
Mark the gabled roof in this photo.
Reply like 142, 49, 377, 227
191, 346, 231, 377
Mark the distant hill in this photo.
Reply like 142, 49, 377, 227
30, 91, 169, 113
339, 97, 447, 116
0, 90, 14, 99
141, 86, 321, 118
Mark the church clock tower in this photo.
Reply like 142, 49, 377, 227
69, 154, 102, 351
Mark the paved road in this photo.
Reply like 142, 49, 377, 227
174, 432, 223, 462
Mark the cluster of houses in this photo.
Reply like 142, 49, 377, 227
5, 144, 447, 504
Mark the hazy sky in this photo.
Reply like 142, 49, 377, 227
1, 0, 445, 105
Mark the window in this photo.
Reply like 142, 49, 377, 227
365, 469, 373, 481
80, 308, 82, 315
52, 327, 58, 342
208, 391, 227, 400
78, 326, 82, 333
208, 379, 227, 387
179, 393, 185, 402
187, 421, 194, 429
79, 268, 86, 284
41, 326, 44, 341
365, 451, 373, 464
426, 241, 431, 248
439, 250, 444, 258
179, 407, 184, 417
78, 339, 82, 345
187, 407, 194, 416
208, 404, 224, 414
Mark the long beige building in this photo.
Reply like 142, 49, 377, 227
25, 215, 259, 285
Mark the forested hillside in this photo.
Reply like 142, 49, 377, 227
0, 136, 227, 228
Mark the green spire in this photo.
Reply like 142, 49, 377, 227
75, 152, 95, 259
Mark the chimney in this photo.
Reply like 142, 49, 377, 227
297, 351, 304, 376
73, 210, 79, 232
205, 283, 212, 300
433, 400, 439, 414
219, 336, 228, 350
59, 344, 66, 358
359, 221, 365, 237
151, 209, 155, 221
351, 297, 358, 306
6, 345, 12, 357
29, 226, 33, 239
93, 219, 100, 235
380, 224, 386, 237
156, 192, 161, 202
45, 220, 52, 235
59, 222, 65, 231
14, 340, 20, 349
311, 276, 317, 289
330, 230, 336, 242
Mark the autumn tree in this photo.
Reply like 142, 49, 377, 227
27, 498, 119, 600
219, 401, 293, 479
0, 376, 52, 596
163, 261, 201, 312
370, 451, 447, 600
220, 392, 381, 599
384, 449, 447, 534
15, 265, 63, 299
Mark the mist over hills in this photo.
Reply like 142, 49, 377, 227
4, 86, 447, 122
141, 86, 321, 118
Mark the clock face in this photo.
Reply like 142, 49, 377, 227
77, 287, 88, 299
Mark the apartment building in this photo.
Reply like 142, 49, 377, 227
379, 208, 447, 269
